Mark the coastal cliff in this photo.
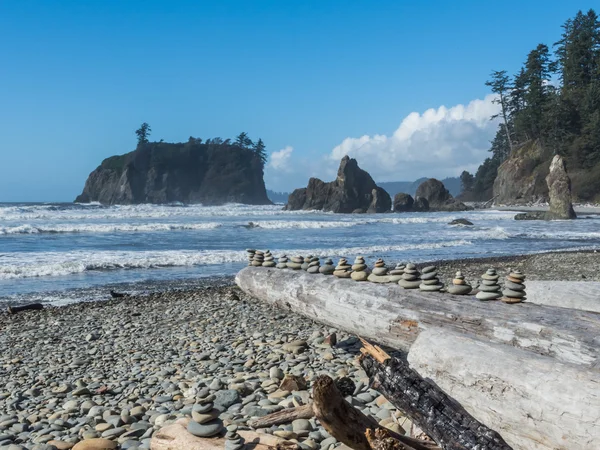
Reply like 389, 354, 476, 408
75, 141, 271, 205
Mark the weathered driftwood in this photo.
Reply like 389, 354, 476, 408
360, 340, 512, 450
526, 280, 600, 312
248, 404, 314, 428
311, 375, 438, 450
235, 267, 600, 368
236, 267, 600, 450
7, 303, 43, 314
408, 328, 600, 450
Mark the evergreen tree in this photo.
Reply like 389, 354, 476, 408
485, 70, 514, 152
522, 44, 552, 139
135, 123, 151, 146
460, 171, 474, 193
235, 132, 254, 149
253, 138, 267, 167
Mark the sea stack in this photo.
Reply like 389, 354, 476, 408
475, 268, 502, 300
251, 250, 264, 267
419, 265, 443, 292
246, 249, 255, 266
447, 271, 472, 295
398, 263, 421, 289
388, 263, 405, 282
350, 256, 369, 281
319, 258, 335, 275
367, 258, 391, 283
276, 255, 289, 269
287, 256, 303, 270
502, 270, 526, 303
333, 258, 352, 278
262, 250, 276, 267
307, 256, 321, 274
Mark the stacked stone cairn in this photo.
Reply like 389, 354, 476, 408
319, 258, 335, 275
367, 258, 391, 283
301, 256, 312, 271
333, 258, 352, 278
246, 249, 255, 266
276, 254, 289, 269
502, 270, 526, 304
262, 250, 275, 267
350, 256, 369, 281
398, 263, 421, 289
419, 265, 443, 292
287, 256, 304, 270
475, 268, 502, 300
251, 250, 264, 267
307, 256, 321, 274
187, 399, 223, 437
225, 425, 244, 450
388, 263, 405, 282
447, 271, 472, 295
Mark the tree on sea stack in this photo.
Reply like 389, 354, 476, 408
235, 132, 253, 149
135, 122, 151, 146
253, 138, 267, 167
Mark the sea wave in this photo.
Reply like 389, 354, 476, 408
0, 222, 222, 235
0, 240, 472, 280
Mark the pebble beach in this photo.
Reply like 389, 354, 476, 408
1, 249, 599, 450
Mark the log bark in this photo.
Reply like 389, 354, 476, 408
360, 340, 512, 450
7, 303, 43, 314
235, 267, 600, 368
248, 404, 314, 428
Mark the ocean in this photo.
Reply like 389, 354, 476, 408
1, 202, 599, 306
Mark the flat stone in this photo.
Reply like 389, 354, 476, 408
291, 419, 313, 432
372, 267, 388, 276
420, 272, 438, 280
509, 272, 525, 280
47, 441, 74, 450
187, 420, 223, 438
476, 291, 502, 301
351, 264, 367, 271
191, 409, 219, 424
72, 439, 117, 450
192, 403, 213, 414
214, 390, 240, 409
504, 280, 525, 290
398, 279, 420, 289
447, 285, 472, 295
419, 283, 442, 291
478, 284, 501, 292
421, 265, 436, 273
351, 271, 368, 282
502, 289, 526, 298
367, 274, 391, 283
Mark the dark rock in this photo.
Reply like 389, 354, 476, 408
448, 218, 474, 226
75, 141, 271, 206
415, 179, 470, 211
284, 156, 391, 213
393, 193, 414, 212
546, 155, 576, 219
413, 197, 429, 212
514, 212, 548, 221
366, 187, 391, 213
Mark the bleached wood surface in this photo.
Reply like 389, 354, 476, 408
526, 280, 600, 312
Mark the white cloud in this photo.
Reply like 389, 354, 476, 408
268, 146, 294, 171
329, 94, 501, 181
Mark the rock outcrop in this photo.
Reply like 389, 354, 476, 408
515, 154, 577, 220
75, 141, 271, 205
285, 156, 391, 213
393, 193, 414, 212
493, 140, 551, 204
414, 179, 470, 211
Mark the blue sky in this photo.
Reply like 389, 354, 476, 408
0, 0, 595, 201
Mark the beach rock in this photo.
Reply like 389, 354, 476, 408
415, 178, 470, 212
475, 269, 502, 300
448, 218, 473, 226
319, 258, 335, 275
387, 263, 405, 282
284, 156, 391, 213
333, 258, 352, 278
351, 257, 368, 281
367, 259, 391, 283
502, 271, 526, 304
447, 271, 472, 295
71, 439, 117, 450
276, 255, 289, 269
262, 250, 276, 268
279, 374, 307, 392
393, 193, 414, 212
412, 196, 429, 212
187, 420, 223, 438
287, 256, 303, 270
419, 265, 443, 292
307, 257, 321, 274
398, 263, 421, 289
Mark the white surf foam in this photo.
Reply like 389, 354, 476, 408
0, 222, 222, 235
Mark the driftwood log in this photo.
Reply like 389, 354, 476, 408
360, 340, 511, 450
526, 280, 600, 312
7, 303, 43, 314
235, 267, 600, 450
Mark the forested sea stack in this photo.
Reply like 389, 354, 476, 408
285, 156, 391, 213
76, 131, 271, 206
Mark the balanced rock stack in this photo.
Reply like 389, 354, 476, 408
307, 256, 321, 274
225, 425, 244, 450
447, 271, 472, 295
287, 256, 304, 270
262, 250, 276, 267
246, 249, 255, 266
398, 263, 421, 289
367, 258, 390, 283
502, 270, 526, 304
333, 258, 352, 278
276, 254, 289, 269
251, 250, 264, 267
301, 256, 312, 271
350, 256, 369, 281
388, 263, 405, 282
419, 265, 443, 292
319, 258, 335, 275
475, 268, 502, 300
187, 400, 223, 437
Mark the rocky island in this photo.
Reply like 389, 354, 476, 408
76, 137, 271, 206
